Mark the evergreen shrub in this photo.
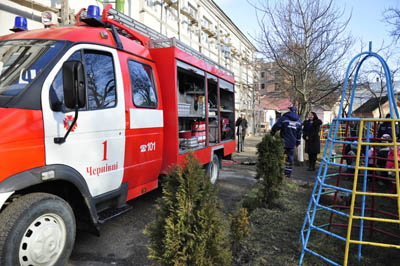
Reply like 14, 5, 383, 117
229, 208, 250, 252
145, 153, 232, 266
255, 134, 285, 208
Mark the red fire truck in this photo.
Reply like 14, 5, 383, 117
0, 5, 235, 266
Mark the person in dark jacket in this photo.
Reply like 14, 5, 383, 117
377, 114, 398, 139
236, 114, 248, 152
302, 112, 323, 171
271, 106, 302, 178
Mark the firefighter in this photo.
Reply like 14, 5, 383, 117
271, 106, 302, 178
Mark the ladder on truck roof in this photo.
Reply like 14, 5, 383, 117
105, 7, 234, 77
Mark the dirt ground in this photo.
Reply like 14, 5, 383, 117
68, 136, 400, 266
67, 137, 258, 266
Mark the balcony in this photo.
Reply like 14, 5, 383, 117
180, 6, 198, 25
201, 25, 214, 36
164, 0, 178, 9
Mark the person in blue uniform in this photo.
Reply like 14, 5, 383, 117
271, 106, 302, 178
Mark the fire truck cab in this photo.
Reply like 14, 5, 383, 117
0, 5, 235, 266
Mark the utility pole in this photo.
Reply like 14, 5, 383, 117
159, 1, 163, 34
177, 0, 181, 40
61, 0, 69, 25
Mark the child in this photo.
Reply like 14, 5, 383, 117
385, 145, 400, 176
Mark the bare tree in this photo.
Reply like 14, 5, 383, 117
354, 42, 400, 118
252, 0, 353, 119
384, 7, 400, 43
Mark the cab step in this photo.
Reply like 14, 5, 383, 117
98, 204, 133, 224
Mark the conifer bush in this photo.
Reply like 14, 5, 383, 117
229, 208, 250, 252
255, 134, 285, 208
145, 153, 232, 266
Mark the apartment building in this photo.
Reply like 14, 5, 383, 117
257, 61, 287, 96
0, 0, 258, 126
130, 1, 257, 114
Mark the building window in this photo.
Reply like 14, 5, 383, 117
188, 3, 197, 18
167, 9, 178, 22
201, 16, 211, 29
261, 71, 265, 78
145, 0, 157, 11
201, 32, 209, 43
145, 0, 152, 7
261, 83, 265, 89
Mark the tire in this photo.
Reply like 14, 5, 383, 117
0, 193, 76, 266
207, 154, 220, 185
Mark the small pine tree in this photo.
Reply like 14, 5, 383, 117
229, 208, 250, 252
145, 153, 232, 266
255, 134, 285, 208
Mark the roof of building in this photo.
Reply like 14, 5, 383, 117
259, 94, 292, 111
353, 95, 389, 114
260, 97, 278, 110
276, 98, 292, 111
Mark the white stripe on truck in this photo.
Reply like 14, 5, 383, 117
130, 109, 164, 129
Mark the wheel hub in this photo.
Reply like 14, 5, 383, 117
19, 214, 67, 266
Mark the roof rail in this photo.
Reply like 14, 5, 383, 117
102, 4, 149, 46
101, 4, 234, 77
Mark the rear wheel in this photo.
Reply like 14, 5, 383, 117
0, 193, 76, 266
207, 154, 220, 184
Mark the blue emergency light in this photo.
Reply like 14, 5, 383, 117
81, 5, 104, 27
87, 5, 101, 20
10, 16, 27, 32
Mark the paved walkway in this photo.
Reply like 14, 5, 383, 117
231, 135, 318, 182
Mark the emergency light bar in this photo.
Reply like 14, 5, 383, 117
10, 16, 27, 32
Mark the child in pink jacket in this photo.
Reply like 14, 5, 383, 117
386, 146, 400, 175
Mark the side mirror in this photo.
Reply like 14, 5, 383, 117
62, 61, 86, 109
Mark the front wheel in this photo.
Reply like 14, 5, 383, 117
207, 154, 220, 185
0, 193, 76, 266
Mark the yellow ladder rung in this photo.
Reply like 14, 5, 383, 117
349, 240, 400, 249
360, 142, 399, 147
354, 191, 399, 197
362, 119, 400, 121
352, 216, 400, 223
358, 166, 400, 172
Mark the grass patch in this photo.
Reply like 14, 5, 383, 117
234, 179, 400, 266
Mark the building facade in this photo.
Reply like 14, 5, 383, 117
0, 0, 258, 131
258, 61, 282, 95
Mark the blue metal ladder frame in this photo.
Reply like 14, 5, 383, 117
298, 42, 399, 266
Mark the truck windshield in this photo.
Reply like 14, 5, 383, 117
0, 39, 64, 96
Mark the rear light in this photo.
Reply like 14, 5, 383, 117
10, 16, 27, 32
